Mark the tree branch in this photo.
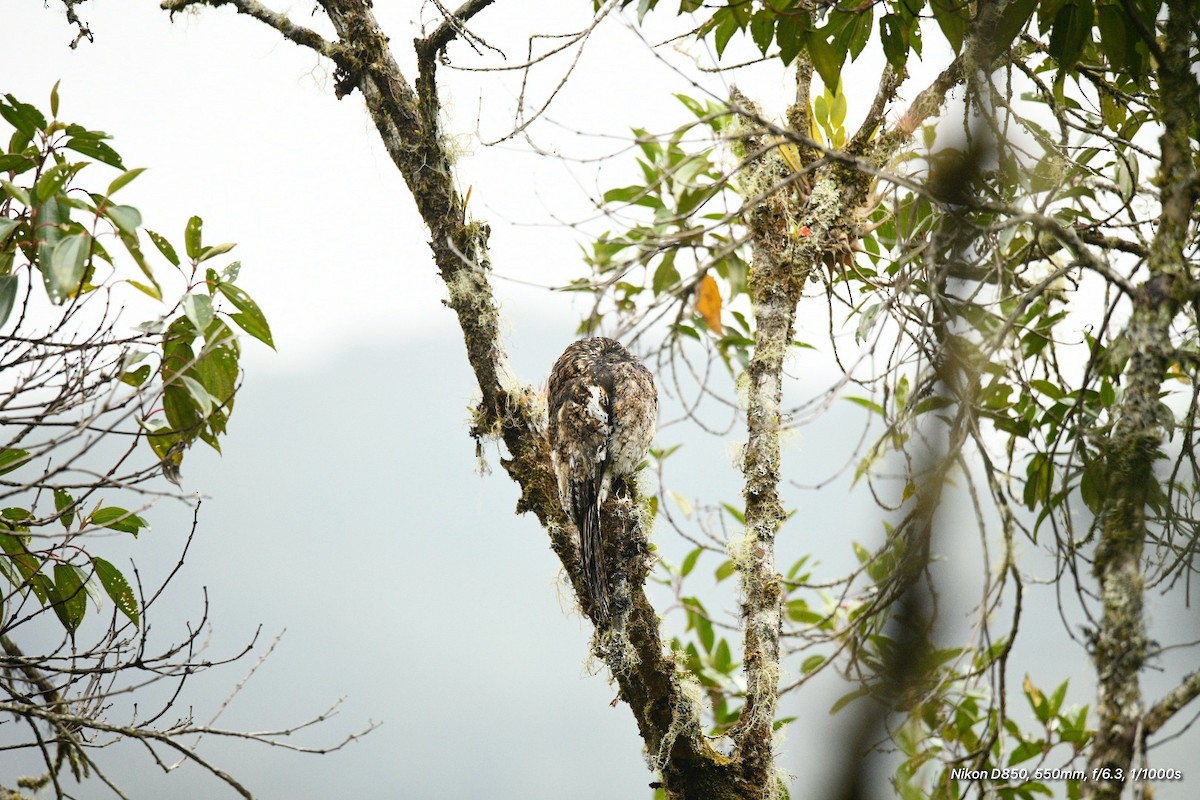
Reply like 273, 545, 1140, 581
422, 0, 496, 56
1084, 0, 1199, 796
160, 0, 344, 62
1144, 669, 1200, 736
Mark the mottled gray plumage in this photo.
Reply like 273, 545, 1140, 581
547, 338, 657, 623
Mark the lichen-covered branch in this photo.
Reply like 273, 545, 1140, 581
1144, 669, 1200, 736
156, 1, 742, 795
161, 0, 343, 61
1084, 0, 1199, 796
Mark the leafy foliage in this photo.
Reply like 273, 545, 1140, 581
0, 86, 271, 635
583, 1, 1200, 796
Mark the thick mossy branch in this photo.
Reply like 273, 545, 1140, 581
1084, 0, 1199, 797
162, 2, 732, 795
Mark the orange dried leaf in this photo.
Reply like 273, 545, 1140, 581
696, 274, 723, 333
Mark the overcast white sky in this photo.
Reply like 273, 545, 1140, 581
2, 3, 1198, 799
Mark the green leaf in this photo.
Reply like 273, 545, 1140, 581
680, 547, 702, 577
107, 167, 147, 197
750, 11, 774, 54
91, 507, 148, 536
181, 375, 214, 416
830, 686, 870, 713
931, 0, 967, 53
1, 507, 31, 522
0, 217, 19, 245
92, 556, 139, 627
713, 10, 739, 57
183, 293, 214, 333
184, 215, 203, 260
787, 598, 824, 624
65, 135, 124, 169
146, 228, 180, 267
713, 638, 734, 673
49, 82, 60, 118
51, 563, 88, 632
994, 0, 1040, 55
0, 178, 31, 207
0, 274, 17, 329
684, 597, 715, 652
47, 232, 91, 301
197, 241, 236, 263
776, 13, 803, 65
0, 448, 31, 476
121, 364, 151, 387
1048, 0, 1093, 72
651, 251, 680, 295
829, 89, 847, 128
844, 395, 885, 416
54, 488, 75, 530
806, 31, 841, 90
879, 14, 908, 69
0, 153, 34, 174
801, 654, 825, 674
106, 204, 142, 236
0, 94, 48, 137
714, 559, 736, 582
35, 162, 83, 202
224, 304, 274, 350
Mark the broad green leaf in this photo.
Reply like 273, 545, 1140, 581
47, 232, 91, 300
680, 546, 702, 577
0, 217, 19, 245
750, 12, 774, 54
92, 556, 139, 627
0, 275, 17, 328
197, 242, 236, 263
931, 0, 967, 53
0, 153, 33, 174
830, 686, 870, 713
216, 281, 274, 348
145, 228, 180, 266
106, 204, 142, 236
0, 448, 31, 475
776, 13, 803, 65
117, 231, 162, 299
184, 215, 203, 260
65, 135, 124, 169
107, 167, 147, 197
1, 507, 31, 522
994, 0, 1040, 56
91, 507, 148, 536
713, 638, 734, 673
806, 31, 841, 90
35, 162, 83, 202
0, 178, 31, 207
54, 487, 75, 530
181, 375, 214, 416
845, 395, 885, 416
183, 293, 214, 333
51, 563, 88, 632
830, 88, 847, 128
1048, 0, 1093, 72
120, 364, 151, 387
651, 251, 680, 295
0, 94, 47, 137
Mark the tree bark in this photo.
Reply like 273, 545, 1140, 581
1084, 0, 1199, 796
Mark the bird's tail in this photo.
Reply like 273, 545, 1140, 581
576, 484, 609, 624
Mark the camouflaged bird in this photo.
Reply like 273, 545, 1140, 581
547, 338, 657, 624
